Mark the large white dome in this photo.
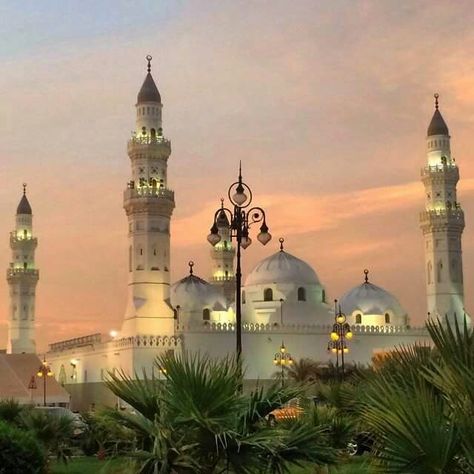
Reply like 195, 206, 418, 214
170, 271, 227, 312
245, 249, 320, 286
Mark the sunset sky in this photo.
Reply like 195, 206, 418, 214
1, 1, 474, 351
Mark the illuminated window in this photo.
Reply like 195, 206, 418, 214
203, 308, 210, 321
297, 287, 306, 301
355, 314, 362, 324
385, 313, 390, 324
264, 288, 273, 301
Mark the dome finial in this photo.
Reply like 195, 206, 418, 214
364, 269, 369, 283
279, 237, 285, 252
22, 183, 27, 196
188, 261, 194, 275
434, 93, 439, 110
220, 197, 224, 209
146, 55, 152, 73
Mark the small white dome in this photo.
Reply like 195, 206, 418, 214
245, 249, 320, 286
340, 276, 406, 323
170, 268, 227, 312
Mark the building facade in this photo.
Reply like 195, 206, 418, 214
40, 61, 469, 410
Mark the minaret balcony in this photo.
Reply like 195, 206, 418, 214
127, 136, 171, 154
7, 267, 39, 279
124, 186, 174, 201
421, 164, 459, 183
9, 233, 37, 244
419, 208, 465, 232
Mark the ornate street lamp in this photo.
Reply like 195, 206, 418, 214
327, 299, 353, 381
207, 164, 271, 359
273, 341, 293, 388
37, 356, 54, 406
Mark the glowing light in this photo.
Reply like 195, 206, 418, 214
336, 314, 346, 324
346, 331, 353, 340
330, 332, 339, 341
110, 330, 118, 338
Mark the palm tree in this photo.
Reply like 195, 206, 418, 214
282, 358, 320, 383
356, 318, 473, 473
105, 353, 339, 473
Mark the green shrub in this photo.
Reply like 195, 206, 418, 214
0, 420, 46, 474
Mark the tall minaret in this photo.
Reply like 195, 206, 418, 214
7, 184, 39, 353
121, 56, 176, 337
209, 199, 235, 302
420, 94, 469, 327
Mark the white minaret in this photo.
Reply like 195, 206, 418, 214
209, 200, 236, 302
420, 94, 470, 327
7, 184, 39, 353
121, 56, 176, 337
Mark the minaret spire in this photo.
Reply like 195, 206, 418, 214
146, 54, 152, 73
434, 92, 439, 110
7, 185, 39, 353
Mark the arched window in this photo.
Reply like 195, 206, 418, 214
385, 313, 390, 324
263, 288, 273, 301
242, 291, 246, 304
150, 128, 156, 138
141, 126, 146, 135
203, 308, 210, 321
355, 314, 362, 324
322, 289, 326, 303
297, 287, 306, 301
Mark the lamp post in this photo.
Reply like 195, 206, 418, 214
273, 341, 293, 388
207, 164, 271, 360
28, 375, 37, 403
36, 356, 54, 406
327, 299, 353, 381
279, 298, 285, 325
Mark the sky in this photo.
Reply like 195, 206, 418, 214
1, 0, 474, 352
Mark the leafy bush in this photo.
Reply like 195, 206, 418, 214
0, 420, 46, 474
22, 411, 74, 464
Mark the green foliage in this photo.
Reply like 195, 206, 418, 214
0, 398, 30, 427
0, 420, 46, 474
355, 319, 474, 473
22, 410, 74, 464
105, 353, 340, 473
80, 411, 135, 457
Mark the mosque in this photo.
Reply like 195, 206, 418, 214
2, 58, 470, 409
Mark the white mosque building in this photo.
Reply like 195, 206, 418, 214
3, 58, 471, 409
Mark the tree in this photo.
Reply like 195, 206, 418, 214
356, 319, 473, 473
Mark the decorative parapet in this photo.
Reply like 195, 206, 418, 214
48, 333, 182, 354
49, 333, 102, 352
176, 322, 428, 336
111, 334, 182, 349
